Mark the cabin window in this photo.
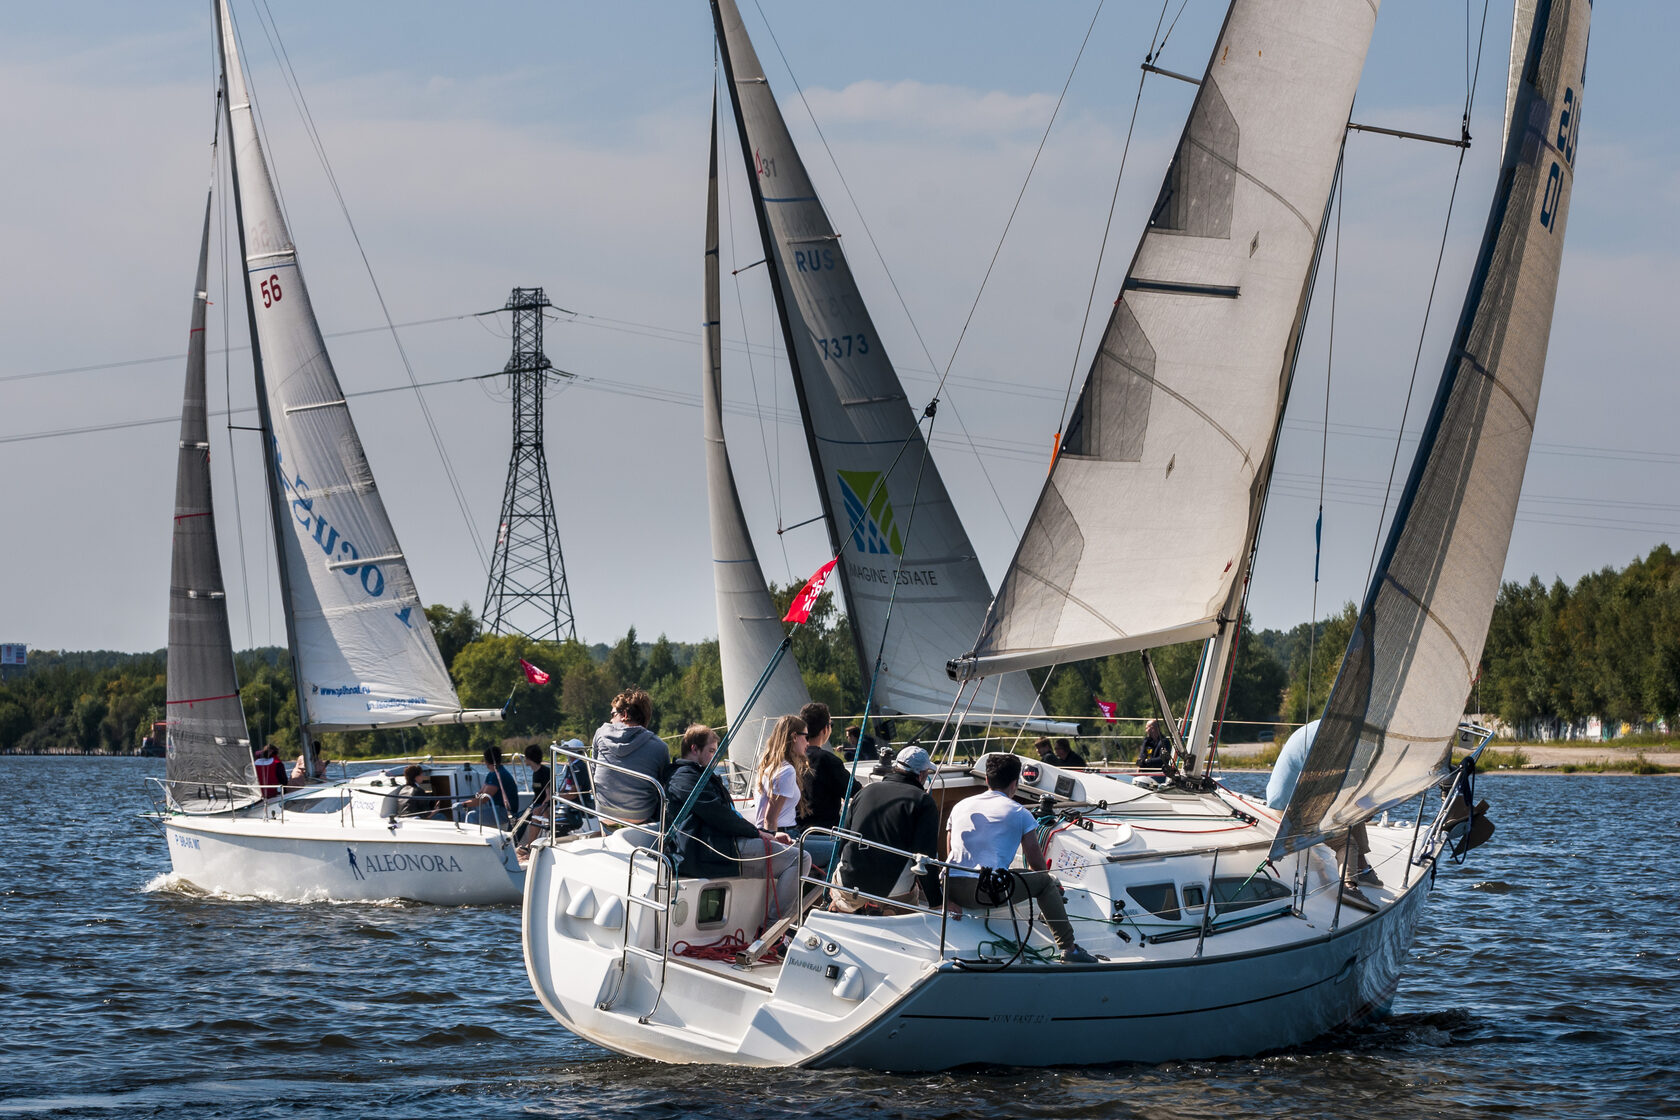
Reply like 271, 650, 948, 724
1209, 876, 1290, 912
697, 885, 729, 928
1182, 885, 1205, 909
1125, 883, 1181, 921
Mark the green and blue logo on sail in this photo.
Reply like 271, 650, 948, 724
836, 470, 902, 556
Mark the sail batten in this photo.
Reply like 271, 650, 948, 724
1271, 0, 1591, 857
165, 186, 257, 807
711, 0, 1044, 721
703, 90, 812, 777
215, 0, 478, 732
958, 0, 1380, 682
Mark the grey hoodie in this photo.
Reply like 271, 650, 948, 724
591, 721, 670, 824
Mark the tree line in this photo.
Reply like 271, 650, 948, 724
4, 546, 1674, 755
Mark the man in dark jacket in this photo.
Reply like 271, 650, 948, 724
665, 725, 803, 918
831, 746, 945, 912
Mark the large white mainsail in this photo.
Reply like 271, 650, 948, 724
1272, 0, 1591, 856
954, 0, 1379, 681
214, 0, 491, 734
704, 95, 812, 774
711, 0, 1043, 723
165, 186, 257, 805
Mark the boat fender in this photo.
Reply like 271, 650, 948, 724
593, 895, 625, 930
564, 886, 597, 921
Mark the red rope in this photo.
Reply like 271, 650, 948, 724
670, 929, 783, 964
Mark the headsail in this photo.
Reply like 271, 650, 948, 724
704, 93, 812, 777
215, 0, 493, 733
166, 187, 257, 806
711, 0, 1044, 722
954, 0, 1379, 681
1271, 0, 1590, 858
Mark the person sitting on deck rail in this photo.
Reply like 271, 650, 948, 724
591, 689, 670, 827
514, 744, 552, 855
463, 745, 518, 830
1266, 720, 1379, 892
830, 745, 947, 914
666, 724, 805, 920
945, 753, 1099, 964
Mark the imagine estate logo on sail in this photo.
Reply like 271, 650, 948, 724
836, 470, 903, 556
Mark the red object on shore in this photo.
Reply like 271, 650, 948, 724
784, 558, 839, 624
520, 659, 550, 685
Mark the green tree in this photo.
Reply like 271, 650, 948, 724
426, 602, 482, 671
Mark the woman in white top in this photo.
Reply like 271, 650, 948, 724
752, 715, 808, 831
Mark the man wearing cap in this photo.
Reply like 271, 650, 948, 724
945, 753, 1099, 963
830, 745, 946, 913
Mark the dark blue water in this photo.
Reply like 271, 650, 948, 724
2, 757, 1674, 1119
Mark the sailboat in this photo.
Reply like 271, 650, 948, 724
147, 0, 518, 906
521, 0, 1588, 1067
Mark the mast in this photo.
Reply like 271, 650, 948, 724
213, 0, 314, 769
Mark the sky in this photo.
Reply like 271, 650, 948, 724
2, 0, 1674, 657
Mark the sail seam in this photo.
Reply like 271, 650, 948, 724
1101, 342, 1253, 472
1380, 571, 1475, 682
1175, 133, 1313, 236
1453, 346, 1536, 432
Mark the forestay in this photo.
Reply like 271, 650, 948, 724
703, 97, 812, 778
216, 0, 478, 732
166, 189, 257, 805
955, 0, 1379, 680
711, 0, 1043, 722
1272, 0, 1590, 857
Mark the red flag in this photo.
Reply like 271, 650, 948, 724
784, 558, 839, 623
1094, 698, 1118, 723
520, 659, 550, 685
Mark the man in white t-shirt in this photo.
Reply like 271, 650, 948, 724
945, 753, 1098, 964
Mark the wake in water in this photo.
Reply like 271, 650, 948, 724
140, 871, 408, 907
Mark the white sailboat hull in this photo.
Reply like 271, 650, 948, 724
164, 803, 523, 906
521, 801, 1442, 1070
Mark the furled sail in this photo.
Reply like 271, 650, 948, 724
1272, 0, 1590, 857
953, 0, 1380, 681
704, 95, 812, 778
710, 0, 1043, 721
215, 0, 492, 733
166, 188, 257, 807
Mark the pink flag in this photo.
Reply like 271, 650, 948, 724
1094, 697, 1118, 723
784, 558, 839, 624
520, 659, 550, 685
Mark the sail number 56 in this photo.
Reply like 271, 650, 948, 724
260, 274, 284, 308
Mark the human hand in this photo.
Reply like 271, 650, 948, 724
774, 831, 792, 845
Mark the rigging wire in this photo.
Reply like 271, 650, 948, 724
1364, 0, 1493, 589
1305, 151, 1345, 724
247, 0, 490, 574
